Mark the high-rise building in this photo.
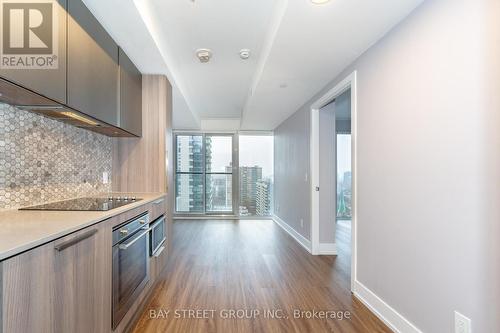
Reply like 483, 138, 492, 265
337, 171, 352, 218
206, 164, 232, 212
175, 136, 204, 212
239, 166, 262, 215
256, 179, 271, 216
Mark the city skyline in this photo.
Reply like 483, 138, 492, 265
176, 135, 273, 216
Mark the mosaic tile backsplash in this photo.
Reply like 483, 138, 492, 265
0, 103, 112, 210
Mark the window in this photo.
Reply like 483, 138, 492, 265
238, 135, 274, 217
175, 133, 235, 215
336, 134, 351, 219
205, 135, 233, 213
175, 135, 204, 213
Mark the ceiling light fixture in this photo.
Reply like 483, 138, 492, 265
195, 48, 212, 63
311, 0, 331, 4
239, 49, 251, 60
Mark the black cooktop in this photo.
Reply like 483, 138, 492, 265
19, 197, 142, 211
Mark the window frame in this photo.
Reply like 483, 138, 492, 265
173, 131, 238, 216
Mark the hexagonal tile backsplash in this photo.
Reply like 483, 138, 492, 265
0, 103, 112, 210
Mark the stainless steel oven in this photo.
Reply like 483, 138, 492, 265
150, 215, 166, 257
112, 212, 150, 329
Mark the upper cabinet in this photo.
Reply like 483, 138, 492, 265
119, 48, 142, 137
0, 0, 141, 137
0, 0, 67, 104
67, 0, 119, 127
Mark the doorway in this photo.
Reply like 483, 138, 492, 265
310, 71, 357, 291
317, 89, 351, 255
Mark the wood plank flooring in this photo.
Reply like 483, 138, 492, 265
132, 219, 392, 333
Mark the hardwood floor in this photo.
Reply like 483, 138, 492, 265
132, 219, 392, 333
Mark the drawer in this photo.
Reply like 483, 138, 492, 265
150, 229, 168, 280
149, 196, 166, 221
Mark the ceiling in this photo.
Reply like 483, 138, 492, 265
83, 0, 423, 130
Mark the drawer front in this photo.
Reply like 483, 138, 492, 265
150, 228, 168, 280
150, 197, 166, 221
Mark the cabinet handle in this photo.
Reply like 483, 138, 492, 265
153, 246, 165, 258
153, 198, 164, 205
54, 229, 98, 251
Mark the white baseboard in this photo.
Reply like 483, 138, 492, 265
318, 242, 337, 255
353, 280, 423, 333
272, 214, 312, 253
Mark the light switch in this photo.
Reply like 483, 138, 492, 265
102, 172, 109, 184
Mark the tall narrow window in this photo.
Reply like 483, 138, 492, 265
175, 135, 204, 213
205, 135, 233, 213
239, 135, 274, 217
336, 134, 351, 219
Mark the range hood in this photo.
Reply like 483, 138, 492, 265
0, 78, 133, 137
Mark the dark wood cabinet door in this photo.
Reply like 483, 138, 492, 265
0, 0, 67, 104
119, 48, 142, 136
67, 0, 119, 126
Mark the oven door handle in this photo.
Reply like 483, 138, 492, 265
118, 227, 150, 250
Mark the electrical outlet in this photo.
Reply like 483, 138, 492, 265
276, 204, 280, 212
102, 172, 109, 184
304, 173, 308, 182
300, 218, 304, 228
455, 311, 471, 333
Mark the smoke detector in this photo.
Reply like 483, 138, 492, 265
196, 48, 212, 63
239, 49, 251, 60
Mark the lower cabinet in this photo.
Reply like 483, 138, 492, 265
0, 201, 168, 333
1, 222, 112, 333
150, 218, 168, 281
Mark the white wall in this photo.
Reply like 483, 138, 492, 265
274, 0, 500, 331
274, 107, 311, 240
172, 87, 200, 130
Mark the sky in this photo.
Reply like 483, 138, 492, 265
239, 135, 274, 178
209, 134, 347, 180
209, 135, 274, 178
337, 134, 351, 179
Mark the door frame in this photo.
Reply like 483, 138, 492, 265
310, 71, 357, 291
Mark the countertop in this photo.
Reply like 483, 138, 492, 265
0, 193, 166, 261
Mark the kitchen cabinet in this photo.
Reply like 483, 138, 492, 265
113, 75, 172, 192
1, 222, 112, 333
0, 197, 169, 333
0, 0, 143, 137
150, 197, 167, 221
150, 218, 168, 281
0, 0, 67, 104
67, 0, 119, 126
119, 48, 142, 136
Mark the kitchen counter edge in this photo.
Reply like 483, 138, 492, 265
0, 193, 166, 261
